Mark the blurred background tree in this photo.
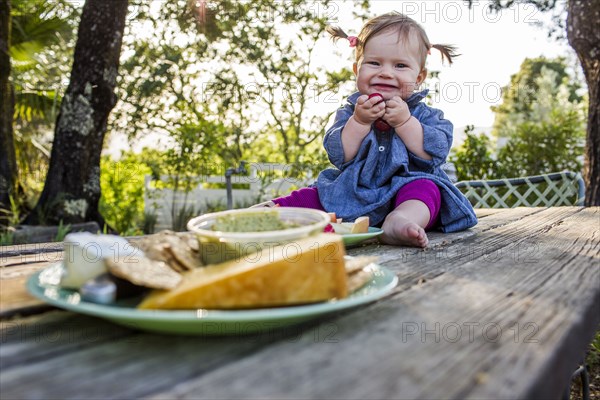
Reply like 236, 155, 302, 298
99, 152, 151, 235
0, 0, 15, 226
466, 0, 599, 206
450, 57, 586, 181
24, 0, 129, 226
495, 64, 586, 177
450, 126, 496, 182
112, 1, 365, 175
103, 0, 367, 232
0, 0, 77, 226
490, 57, 582, 140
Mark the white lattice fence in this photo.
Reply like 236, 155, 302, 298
455, 171, 585, 209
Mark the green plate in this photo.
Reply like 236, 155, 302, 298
27, 260, 397, 336
342, 227, 384, 248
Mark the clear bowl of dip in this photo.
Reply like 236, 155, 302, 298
187, 207, 330, 264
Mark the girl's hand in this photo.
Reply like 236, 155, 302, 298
384, 96, 411, 129
353, 94, 385, 126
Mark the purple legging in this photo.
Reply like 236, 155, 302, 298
273, 179, 441, 230
393, 179, 441, 230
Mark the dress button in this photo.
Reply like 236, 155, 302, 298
379, 146, 385, 152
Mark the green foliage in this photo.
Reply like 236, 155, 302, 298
450, 126, 496, 181
1, 195, 20, 245
99, 153, 152, 234
496, 110, 585, 177
453, 109, 585, 182
171, 204, 199, 232
0, 231, 14, 246
113, 1, 367, 170
590, 331, 600, 366
54, 220, 71, 242
10, 0, 78, 210
11, 0, 77, 123
452, 57, 586, 181
466, 0, 567, 39
160, 121, 226, 228
105, 0, 371, 228
494, 64, 586, 177
141, 211, 158, 235
163, 122, 222, 189
0, 194, 22, 228
491, 57, 582, 140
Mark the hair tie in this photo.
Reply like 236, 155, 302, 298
347, 36, 358, 48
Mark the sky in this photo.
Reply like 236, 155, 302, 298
312, 0, 575, 130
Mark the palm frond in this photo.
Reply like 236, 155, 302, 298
13, 90, 59, 122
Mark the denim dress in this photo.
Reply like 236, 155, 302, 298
316, 90, 477, 232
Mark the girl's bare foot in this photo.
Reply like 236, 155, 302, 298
380, 213, 429, 247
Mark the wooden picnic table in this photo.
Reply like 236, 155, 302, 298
1, 207, 598, 399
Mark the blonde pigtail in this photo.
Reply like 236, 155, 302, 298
325, 25, 350, 42
431, 44, 460, 65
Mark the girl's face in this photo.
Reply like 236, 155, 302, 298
353, 30, 427, 100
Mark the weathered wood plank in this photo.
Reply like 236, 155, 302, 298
0, 274, 49, 318
474, 208, 507, 218
0, 315, 309, 399
1, 311, 137, 368
399, 207, 600, 399
0, 234, 142, 260
0, 262, 55, 279
143, 207, 597, 400
0, 257, 63, 318
348, 206, 548, 264
1, 251, 63, 268
0, 208, 596, 400
0, 242, 64, 259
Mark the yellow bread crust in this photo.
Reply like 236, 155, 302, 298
137, 233, 348, 310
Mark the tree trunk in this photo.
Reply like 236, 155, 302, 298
567, 0, 600, 206
0, 0, 17, 226
25, 0, 129, 226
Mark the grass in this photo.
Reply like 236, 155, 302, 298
54, 220, 71, 242
0, 230, 14, 246
570, 329, 600, 399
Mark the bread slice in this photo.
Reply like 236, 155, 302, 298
350, 216, 369, 233
137, 233, 348, 310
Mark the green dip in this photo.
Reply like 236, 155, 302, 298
211, 210, 293, 232
198, 210, 304, 265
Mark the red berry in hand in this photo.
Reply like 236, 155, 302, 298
367, 93, 391, 131
368, 93, 384, 104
